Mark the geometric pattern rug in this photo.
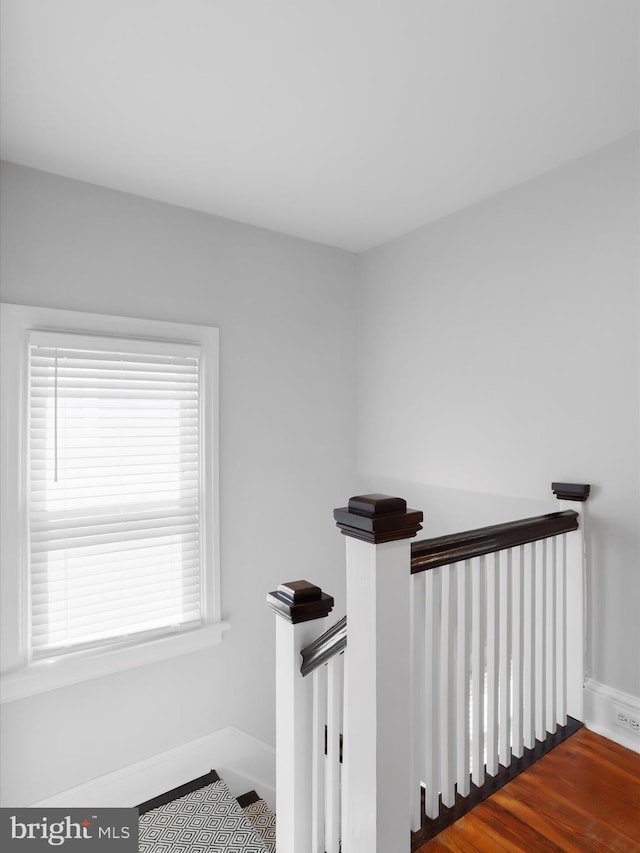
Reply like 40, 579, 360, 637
240, 798, 276, 853
139, 776, 270, 852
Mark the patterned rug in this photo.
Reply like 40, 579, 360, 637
138, 770, 275, 853
238, 794, 276, 853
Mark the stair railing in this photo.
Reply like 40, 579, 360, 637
268, 483, 589, 853
266, 580, 344, 853
409, 482, 589, 845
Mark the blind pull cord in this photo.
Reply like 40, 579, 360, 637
54, 349, 58, 483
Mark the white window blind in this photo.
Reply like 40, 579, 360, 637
28, 332, 203, 658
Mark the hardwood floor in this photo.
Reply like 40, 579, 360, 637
415, 729, 640, 852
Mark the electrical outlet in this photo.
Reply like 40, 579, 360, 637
614, 705, 640, 736
615, 711, 629, 727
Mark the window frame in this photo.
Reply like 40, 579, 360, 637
1, 304, 226, 702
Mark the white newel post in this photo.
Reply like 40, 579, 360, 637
552, 482, 591, 722
334, 494, 424, 853
267, 580, 335, 853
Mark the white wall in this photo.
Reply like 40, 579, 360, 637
0, 162, 358, 805
2, 133, 638, 803
357, 133, 640, 699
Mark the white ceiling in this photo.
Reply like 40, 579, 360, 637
1, 0, 638, 252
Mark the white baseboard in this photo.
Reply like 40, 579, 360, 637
29, 726, 276, 812
25, 682, 638, 814
584, 678, 640, 754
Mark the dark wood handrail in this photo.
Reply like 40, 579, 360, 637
410, 509, 579, 574
300, 615, 347, 677
299, 510, 580, 670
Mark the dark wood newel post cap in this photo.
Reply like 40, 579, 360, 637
333, 493, 423, 543
266, 580, 334, 624
552, 483, 591, 502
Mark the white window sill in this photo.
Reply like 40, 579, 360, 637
0, 620, 230, 704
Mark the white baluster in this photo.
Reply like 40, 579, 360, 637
410, 572, 427, 831
311, 666, 327, 853
326, 654, 342, 853
534, 539, 546, 742
546, 537, 557, 734
556, 533, 567, 726
455, 560, 471, 797
471, 556, 486, 786
522, 543, 536, 750
486, 553, 499, 778
511, 546, 524, 758
498, 548, 512, 769
440, 563, 456, 808
424, 566, 441, 818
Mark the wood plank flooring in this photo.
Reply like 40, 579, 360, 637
415, 729, 640, 852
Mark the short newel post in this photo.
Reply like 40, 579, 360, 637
334, 494, 423, 853
267, 580, 334, 853
552, 482, 591, 721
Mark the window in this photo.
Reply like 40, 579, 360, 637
1, 305, 224, 701
29, 333, 204, 656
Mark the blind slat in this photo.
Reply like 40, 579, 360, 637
31, 525, 199, 552
32, 588, 202, 621
31, 503, 199, 523
30, 484, 199, 501
30, 445, 199, 457
31, 469, 199, 486
30, 533, 200, 563
32, 545, 201, 572
33, 564, 200, 591
34, 577, 202, 602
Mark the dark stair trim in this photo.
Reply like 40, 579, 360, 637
236, 789, 261, 809
137, 769, 220, 815
411, 716, 583, 848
